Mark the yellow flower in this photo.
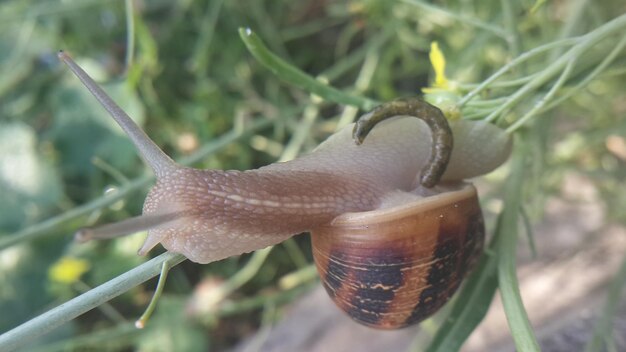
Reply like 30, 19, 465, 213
429, 41, 449, 90
422, 41, 461, 120
49, 257, 90, 284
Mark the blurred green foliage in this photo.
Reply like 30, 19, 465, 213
0, 0, 625, 351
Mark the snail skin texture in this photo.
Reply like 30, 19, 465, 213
58, 51, 512, 329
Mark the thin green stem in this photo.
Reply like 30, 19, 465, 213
0, 252, 186, 352
497, 139, 540, 352
135, 260, 171, 328
91, 157, 131, 186
460, 13, 626, 114
123, 0, 135, 73
458, 73, 537, 89
280, 238, 308, 269
484, 57, 570, 124
319, 28, 392, 83
278, 265, 318, 290
541, 35, 626, 113
189, 0, 225, 75
278, 103, 320, 162
550, 0, 590, 60
402, 0, 508, 39
201, 247, 273, 310
280, 16, 345, 42
584, 253, 626, 352
505, 58, 575, 133
238, 28, 378, 111
500, 0, 521, 57
458, 38, 579, 106
519, 205, 537, 258
336, 44, 380, 129
465, 97, 509, 107
27, 323, 139, 352
74, 281, 127, 324
0, 0, 117, 25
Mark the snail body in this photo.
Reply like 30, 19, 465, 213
59, 52, 511, 329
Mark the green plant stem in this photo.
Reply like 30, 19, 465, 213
280, 16, 345, 42
0, 0, 117, 24
551, 0, 590, 59
32, 283, 314, 352
320, 27, 392, 83
135, 260, 171, 328
500, 0, 521, 57
458, 38, 579, 106
123, 0, 135, 72
541, 35, 626, 113
584, 253, 626, 352
519, 205, 537, 258
75, 281, 127, 324
189, 0, 224, 75
278, 265, 318, 290
278, 103, 320, 162
461, 13, 626, 128
402, 0, 508, 39
201, 247, 274, 311
0, 252, 186, 352
505, 58, 575, 132
91, 157, 131, 185
0, 118, 271, 251
238, 28, 378, 111
497, 139, 540, 352
336, 44, 380, 129
459, 74, 537, 89
281, 238, 308, 269
486, 14, 626, 125
0, 175, 149, 250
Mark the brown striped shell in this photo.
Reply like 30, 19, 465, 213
312, 183, 484, 329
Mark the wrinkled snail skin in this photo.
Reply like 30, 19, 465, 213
58, 52, 512, 329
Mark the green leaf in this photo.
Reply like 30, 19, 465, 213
238, 27, 378, 111
497, 138, 540, 351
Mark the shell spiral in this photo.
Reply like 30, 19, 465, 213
311, 184, 484, 329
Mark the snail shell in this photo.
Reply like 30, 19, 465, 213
312, 184, 484, 329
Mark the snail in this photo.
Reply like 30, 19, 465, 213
58, 51, 512, 329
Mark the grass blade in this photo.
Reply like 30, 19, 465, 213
584, 253, 626, 352
0, 253, 186, 352
238, 28, 378, 111
497, 138, 540, 352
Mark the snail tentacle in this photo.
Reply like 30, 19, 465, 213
58, 51, 177, 177
353, 97, 453, 188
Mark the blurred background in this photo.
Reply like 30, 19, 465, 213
0, 0, 625, 351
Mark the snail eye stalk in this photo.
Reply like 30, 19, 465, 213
353, 97, 453, 188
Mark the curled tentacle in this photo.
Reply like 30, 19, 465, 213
353, 97, 453, 188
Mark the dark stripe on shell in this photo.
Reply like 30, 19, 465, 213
460, 214, 485, 273
327, 248, 408, 326
322, 250, 349, 298
405, 211, 485, 325
406, 238, 461, 324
